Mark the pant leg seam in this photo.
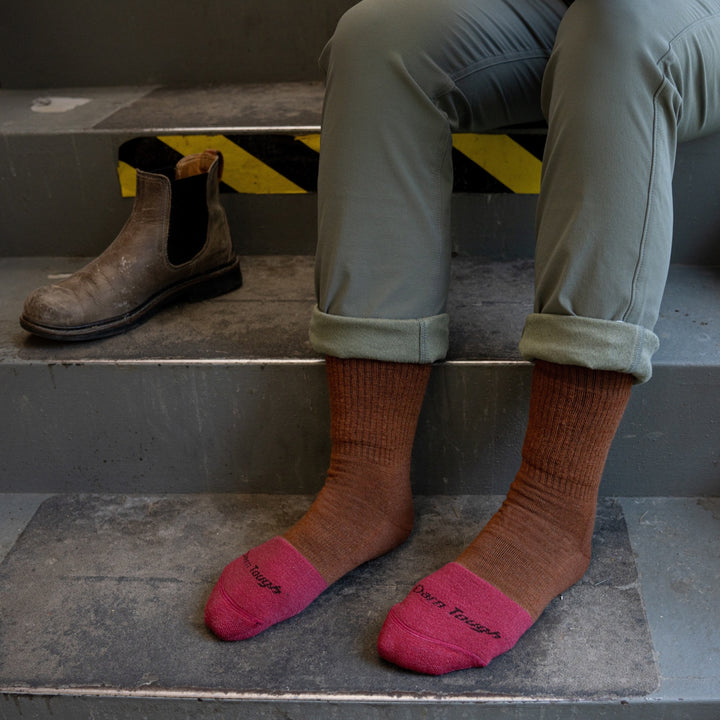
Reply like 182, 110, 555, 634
622, 77, 663, 325
446, 49, 553, 86
625, 10, 720, 324
659, 10, 720, 65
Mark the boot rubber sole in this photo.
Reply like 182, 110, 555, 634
19, 258, 243, 342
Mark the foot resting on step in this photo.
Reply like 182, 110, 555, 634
204, 536, 328, 640
205, 357, 431, 641
378, 562, 533, 674
378, 361, 633, 674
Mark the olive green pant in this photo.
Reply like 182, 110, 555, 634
310, 0, 720, 382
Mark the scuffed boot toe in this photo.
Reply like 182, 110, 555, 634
20, 284, 92, 338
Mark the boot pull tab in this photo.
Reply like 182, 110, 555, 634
175, 150, 224, 180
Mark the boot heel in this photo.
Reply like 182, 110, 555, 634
183, 258, 243, 303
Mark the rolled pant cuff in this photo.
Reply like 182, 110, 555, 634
519, 313, 660, 384
309, 306, 449, 364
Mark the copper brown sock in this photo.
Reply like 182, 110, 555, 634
457, 360, 633, 617
284, 356, 432, 583
378, 360, 633, 674
206, 356, 431, 641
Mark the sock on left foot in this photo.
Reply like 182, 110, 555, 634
378, 361, 633, 674
378, 562, 532, 675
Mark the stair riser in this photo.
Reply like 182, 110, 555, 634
0, 1, 357, 89
0, 129, 537, 259
3, 130, 720, 262
1, 362, 716, 495
0, 132, 318, 258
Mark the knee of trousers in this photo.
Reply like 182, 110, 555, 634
542, 0, 674, 118
320, 0, 457, 104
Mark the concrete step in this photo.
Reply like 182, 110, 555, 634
2, 84, 720, 262
0, 1, 355, 88
0, 84, 323, 257
1, 255, 718, 496
1, 492, 718, 719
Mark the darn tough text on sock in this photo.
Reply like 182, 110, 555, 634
412, 583, 503, 639
241, 553, 283, 594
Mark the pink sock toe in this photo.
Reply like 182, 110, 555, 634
377, 562, 533, 675
205, 536, 328, 641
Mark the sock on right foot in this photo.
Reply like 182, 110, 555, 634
204, 536, 327, 641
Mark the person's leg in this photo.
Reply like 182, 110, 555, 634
378, 0, 720, 674
284, 358, 431, 585
206, 0, 569, 641
311, 0, 569, 363
522, 0, 720, 381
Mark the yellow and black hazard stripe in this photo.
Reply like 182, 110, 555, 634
118, 133, 545, 197
452, 133, 544, 194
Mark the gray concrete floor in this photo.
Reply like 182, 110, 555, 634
5, 257, 720, 366
0, 493, 49, 563
1, 493, 717, 709
622, 497, 720, 702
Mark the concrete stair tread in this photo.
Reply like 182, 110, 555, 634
0, 82, 541, 136
2, 255, 719, 366
0, 492, 717, 719
0, 83, 324, 135
2, 255, 322, 363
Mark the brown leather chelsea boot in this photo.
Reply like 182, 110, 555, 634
20, 150, 242, 341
